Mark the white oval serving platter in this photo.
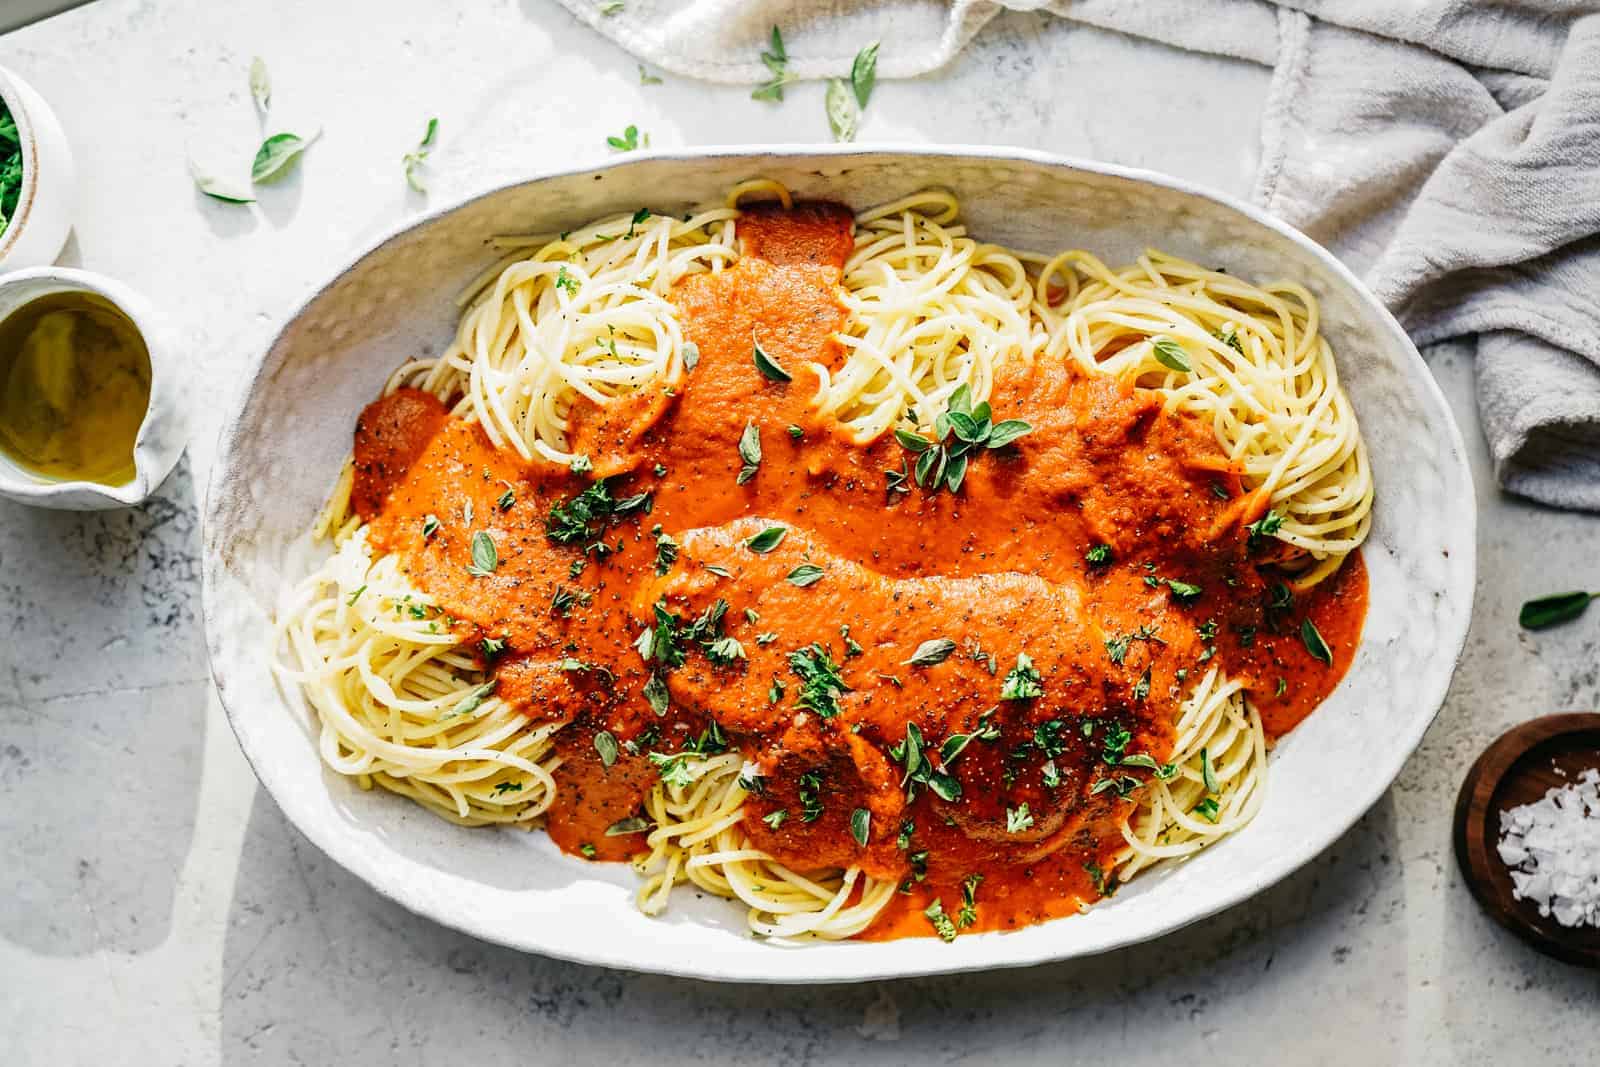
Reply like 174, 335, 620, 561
202, 146, 1475, 983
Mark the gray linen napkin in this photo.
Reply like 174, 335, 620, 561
559, 0, 1600, 510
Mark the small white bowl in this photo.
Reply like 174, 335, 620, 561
0, 267, 186, 509
0, 65, 76, 271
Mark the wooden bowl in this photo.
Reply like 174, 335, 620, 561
1453, 713, 1600, 967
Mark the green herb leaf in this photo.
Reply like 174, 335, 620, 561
1194, 797, 1221, 822
466, 530, 498, 576
752, 338, 792, 381
248, 56, 271, 111
762, 809, 787, 830
1201, 747, 1219, 794
344, 584, 366, 606
786, 563, 825, 587
493, 781, 522, 795
578, 843, 597, 858
421, 514, 440, 539
736, 420, 762, 485
445, 681, 496, 719
480, 635, 508, 658
958, 872, 982, 927
924, 898, 958, 942
401, 117, 440, 193
787, 424, 804, 440
986, 419, 1032, 449
705, 564, 733, 578
189, 159, 255, 203
1085, 860, 1118, 898
1006, 803, 1034, 833
789, 643, 850, 718
746, 525, 787, 553
606, 124, 644, 152
850, 807, 871, 846
594, 731, 619, 767
1085, 544, 1113, 567
1519, 590, 1598, 630
752, 25, 793, 101
904, 637, 957, 667
681, 342, 700, 371
1000, 652, 1044, 700
1245, 508, 1285, 547
1164, 578, 1203, 602
648, 751, 697, 789
599, 1, 625, 14
1132, 667, 1151, 701
825, 78, 858, 143
894, 428, 933, 453
251, 130, 318, 184
850, 42, 879, 108
642, 672, 669, 715
1300, 617, 1333, 665
606, 815, 650, 836
1151, 337, 1192, 373
798, 768, 825, 822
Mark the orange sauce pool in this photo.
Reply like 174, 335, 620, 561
348, 202, 1368, 937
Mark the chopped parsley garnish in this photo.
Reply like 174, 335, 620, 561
1246, 508, 1286, 548
1201, 748, 1219, 794
1301, 617, 1333, 665
1195, 797, 1221, 822
593, 731, 619, 767
904, 637, 957, 667
896, 819, 914, 850
1100, 721, 1132, 764
767, 675, 785, 704
1119, 753, 1178, 779
648, 751, 698, 789
546, 478, 651, 554
1006, 804, 1034, 833
705, 635, 747, 666
736, 420, 762, 485
345, 584, 366, 606
893, 385, 1031, 496
958, 872, 982, 928
480, 635, 508, 658
1164, 578, 1203, 602
579, 843, 597, 858
466, 531, 498, 576
1033, 719, 1067, 760
849, 807, 871, 846
497, 485, 516, 511
924, 898, 958, 942
752, 337, 792, 381
642, 672, 669, 715
787, 424, 804, 440
653, 529, 679, 575
1275, 676, 1288, 697
421, 514, 440, 539
1085, 543, 1113, 567
633, 598, 686, 668
492, 781, 522, 796
625, 207, 650, 238
550, 585, 589, 617
606, 815, 650, 836
797, 768, 824, 822
746, 525, 787, 553
1000, 652, 1044, 699
762, 809, 787, 830
1151, 336, 1192, 372
1085, 860, 1118, 898
555, 267, 579, 297
1215, 326, 1245, 354
788, 643, 849, 718
1089, 775, 1142, 798
1197, 618, 1219, 640
1132, 667, 1151, 701
1041, 760, 1062, 788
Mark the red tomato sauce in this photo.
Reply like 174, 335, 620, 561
347, 202, 1368, 937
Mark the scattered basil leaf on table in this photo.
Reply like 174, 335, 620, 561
851, 43, 880, 108
251, 129, 318, 184
249, 56, 271, 111
402, 117, 439, 193
188, 159, 255, 203
825, 78, 858, 142
1519, 590, 1598, 630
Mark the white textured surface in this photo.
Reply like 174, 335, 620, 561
0, 0, 1596, 1061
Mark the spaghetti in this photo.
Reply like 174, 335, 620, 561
272, 182, 1369, 943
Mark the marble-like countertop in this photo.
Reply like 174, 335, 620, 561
1, 1, 1595, 1063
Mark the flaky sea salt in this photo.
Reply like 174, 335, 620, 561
1496, 767, 1600, 928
